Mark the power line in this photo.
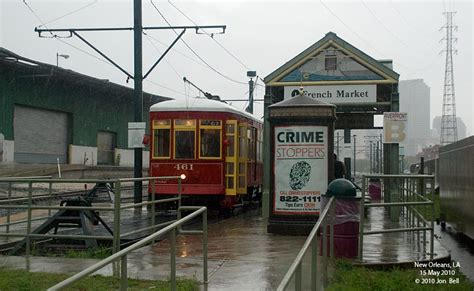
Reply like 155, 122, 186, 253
168, 0, 251, 71
146, 79, 187, 97
361, 0, 411, 48
22, 0, 185, 95
143, 32, 182, 79
39, 0, 98, 27
319, 0, 386, 57
149, 0, 248, 86
143, 31, 217, 72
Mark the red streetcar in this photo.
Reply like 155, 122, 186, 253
149, 97, 263, 209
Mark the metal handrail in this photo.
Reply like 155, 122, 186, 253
0, 176, 183, 260
277, 196, 335, 291
48, 206, 208, 291
358, 174, 435, 262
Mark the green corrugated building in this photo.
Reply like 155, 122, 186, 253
0, 47, 170, 166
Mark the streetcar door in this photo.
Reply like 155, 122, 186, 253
225, 120, 237, 196
237, 122, 248, 194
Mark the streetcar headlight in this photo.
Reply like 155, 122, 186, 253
180, 174, 186, 180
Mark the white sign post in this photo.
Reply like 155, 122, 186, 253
128, 122, 146, 148
383, 112, 408, 143
274, 125, 328, 215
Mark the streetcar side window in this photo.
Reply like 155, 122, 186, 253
174, 119, 196, 159
152, 119, 171, 158
199, 120, 222, 159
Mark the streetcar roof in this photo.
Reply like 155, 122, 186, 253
150, 97, 262, 123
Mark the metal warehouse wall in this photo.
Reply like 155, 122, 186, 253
0, 63, 159, 150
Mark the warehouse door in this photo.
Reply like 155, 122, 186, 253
97, 131, 116, 165
13, 106, 69, 164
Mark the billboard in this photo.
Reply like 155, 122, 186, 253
273, 125, 328, 214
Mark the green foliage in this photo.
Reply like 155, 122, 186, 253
0, 268, 199, 291
327, 260, 474, 291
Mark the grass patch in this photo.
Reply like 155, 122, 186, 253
0, 267, 199, 291
327, 260, 474, 291
30, 246, 113, 259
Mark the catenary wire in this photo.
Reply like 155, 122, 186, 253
149, 0, 248, 86
168, 0, 251, 71
38, 0, 98, 27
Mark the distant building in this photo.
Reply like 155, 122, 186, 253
0, 47, 169, 165
432, 116, 467, 141
399, 79, 431, 156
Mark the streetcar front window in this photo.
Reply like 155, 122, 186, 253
152, 119, 171, 158
200, 129, 221, 158
199, 119, 222, 159
175, 131, 195, 159
174, 119, 196, 159
153, 129, 170, 158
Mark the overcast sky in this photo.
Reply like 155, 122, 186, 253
1, 0, 473, 137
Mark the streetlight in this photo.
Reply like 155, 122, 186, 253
56, 53, 69, 67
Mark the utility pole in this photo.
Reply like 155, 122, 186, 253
133, 0, 144, 202
35, 7, 226, 203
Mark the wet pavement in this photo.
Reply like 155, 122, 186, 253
0, 205, 454, 290
361, 206, 449, 264
0, 209, 323, 290
0, 177, 455, 289
435, 224, 474, 282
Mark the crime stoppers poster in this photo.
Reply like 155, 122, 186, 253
273, 125, 328, 215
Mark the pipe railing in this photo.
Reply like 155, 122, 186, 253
358, 174, 435, 262
277, 196, 336, 291
47, 205, 208, 291
0, 176, 183, 264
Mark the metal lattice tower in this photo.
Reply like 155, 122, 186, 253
440, 11, 458, 145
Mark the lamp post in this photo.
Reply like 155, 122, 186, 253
56, 53, 70, 66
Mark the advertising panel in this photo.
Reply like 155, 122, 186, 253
383, 112, 408, 143
274, 125, 328, 214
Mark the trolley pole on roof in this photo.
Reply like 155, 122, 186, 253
133, 0, 144, 203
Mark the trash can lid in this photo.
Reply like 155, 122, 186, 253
326, 178, 357, 197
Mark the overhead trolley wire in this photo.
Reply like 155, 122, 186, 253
319, 0, 386, 58
143, 32, 182, 80
22, 0, 186, 95
22, 0, 109, 65
168, 0, 251, 71
149, 0, 248, 86
360, 0, 411, 49
38, 0, 98, 28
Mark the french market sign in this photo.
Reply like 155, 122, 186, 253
273, 125, 327, 215
284, 85, 376, 104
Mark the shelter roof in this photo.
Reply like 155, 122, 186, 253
264, 32, 399, 86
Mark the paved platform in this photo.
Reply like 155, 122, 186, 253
0, 207, 450, 290
361, 206, 450, 265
